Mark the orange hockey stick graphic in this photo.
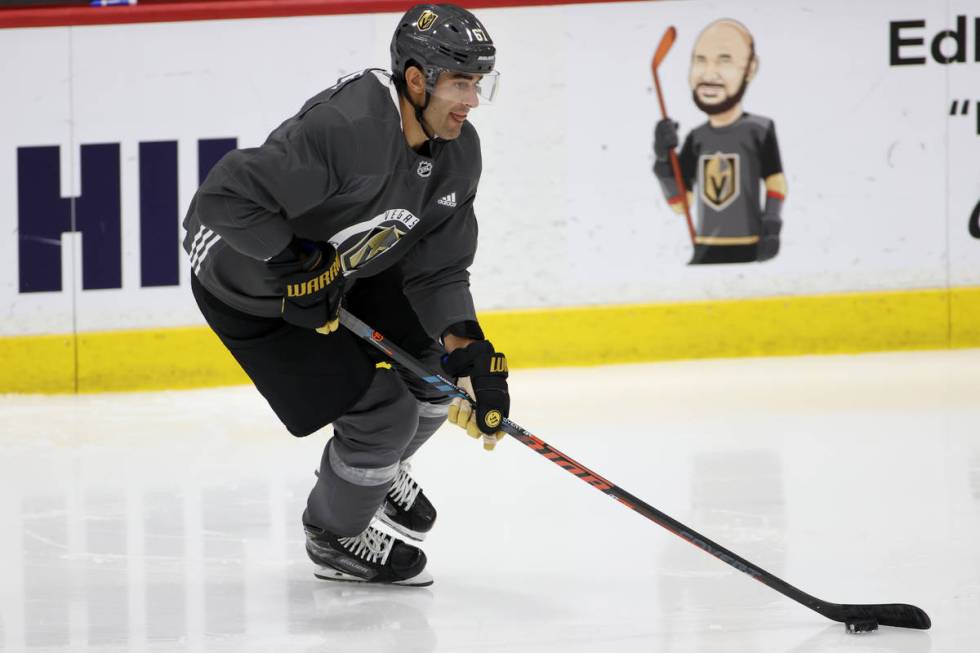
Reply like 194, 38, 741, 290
651, 26, 696, 245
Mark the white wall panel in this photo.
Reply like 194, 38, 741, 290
1, 28, 75, 336
946, 3, 980, 287
68, 16, 386, 331
1, 1, 976, 335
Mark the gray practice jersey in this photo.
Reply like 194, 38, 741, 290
182, 69, 482, 340
656, 113, 782, 244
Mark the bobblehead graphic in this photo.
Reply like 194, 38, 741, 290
652, 19, 788, 265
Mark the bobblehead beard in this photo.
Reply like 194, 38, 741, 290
692, 67, 752, 116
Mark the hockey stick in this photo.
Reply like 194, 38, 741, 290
339, 307, 931, 632
651, 26, 697, 246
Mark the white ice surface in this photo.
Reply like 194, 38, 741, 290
1, 349, 978, 652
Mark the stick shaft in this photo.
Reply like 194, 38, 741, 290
338, 308, 930, 630
667, 150, 697, 244
651, 26, 697, 245
652, 67, 668, 117
339, 308, 805, 599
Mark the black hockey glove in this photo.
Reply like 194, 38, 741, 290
757, 216, 782, 262
267, 238, 345, 333
442, 340, 510, 446
653, 118, 679, 161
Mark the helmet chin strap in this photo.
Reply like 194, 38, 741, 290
412, 77, 443, 142
413, 104, 434, 140
395, 69, 443, 144
412, 92, 442, 143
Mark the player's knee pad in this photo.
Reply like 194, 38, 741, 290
417, 398, 449, 419
398, 400, 449, 461
325, 439, 403, 488
327, 371, 421, 480
415, 400, 448, 435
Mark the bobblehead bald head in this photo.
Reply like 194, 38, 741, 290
689, 19, 758, 119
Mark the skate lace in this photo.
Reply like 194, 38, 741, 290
388, 461, 422, 509
338, 526, 395, 565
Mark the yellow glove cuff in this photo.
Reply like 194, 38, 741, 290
315, 318, 339, 335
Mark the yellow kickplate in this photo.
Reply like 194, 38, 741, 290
2, 286, 978, 394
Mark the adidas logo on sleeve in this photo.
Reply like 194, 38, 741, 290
436, 192, 457, 208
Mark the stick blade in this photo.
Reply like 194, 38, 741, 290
834, 603, 931, 630
652, 26, 677, 70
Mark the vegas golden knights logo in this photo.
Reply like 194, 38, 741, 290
341, 225, 406, 271
417, 10, 438, 31
699, 152, 740, 211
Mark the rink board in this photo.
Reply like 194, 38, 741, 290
2, 285, 977, 393
1, 0, 978, 392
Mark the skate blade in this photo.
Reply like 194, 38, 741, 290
377, 513, 428, 542
313, 565, 434, 587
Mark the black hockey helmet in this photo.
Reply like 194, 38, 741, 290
390, 4, 499, 102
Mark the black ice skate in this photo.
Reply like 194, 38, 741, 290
377, 460, 436, 541
304, 515, 432, 587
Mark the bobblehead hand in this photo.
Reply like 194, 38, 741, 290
442, 341, 510, 451
653, 118, 679, 160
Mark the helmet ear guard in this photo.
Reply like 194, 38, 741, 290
392, 59, 426, 98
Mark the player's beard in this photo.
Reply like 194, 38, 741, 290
692, 71, 750, 116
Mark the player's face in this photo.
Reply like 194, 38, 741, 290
689, 27, 753, 109
424, 71, 496, 140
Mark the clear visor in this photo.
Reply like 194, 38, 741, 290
428, 70, 500, 106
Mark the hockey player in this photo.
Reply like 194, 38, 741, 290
653, 19, 787, 265
182, 4, 510, 586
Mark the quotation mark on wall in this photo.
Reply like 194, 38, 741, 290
949, 100, 979, 135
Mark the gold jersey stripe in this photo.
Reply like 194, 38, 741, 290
695, 235, 761, 245
765, 172, 788, 197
